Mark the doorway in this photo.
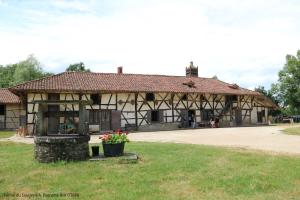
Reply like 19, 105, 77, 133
188, 110, 196, 127
235, 108, 242, 126
0, 104, 5, 129
257, 110, 265, 123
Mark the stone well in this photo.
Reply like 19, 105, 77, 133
34, 135, 90, 163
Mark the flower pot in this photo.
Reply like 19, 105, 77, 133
91, 146, 99, 157
102, 142, 125, 157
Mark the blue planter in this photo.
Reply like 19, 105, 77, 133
102, 142, 125, 157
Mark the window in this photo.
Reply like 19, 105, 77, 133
91, 94, 100, 104
89, 110, 99, 124
0, 105, 5, 115
151, 110, 159, 122
202, 109, 213, 121
48, 93, 60, 100
146, 93, 155, 101
225, 95, 238, 104
231, 95, 238, 101
181, 94, 187, 101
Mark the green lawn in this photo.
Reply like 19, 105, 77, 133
282, 127, 300, 135
1, 142, 300, 200
0, 131, 15, 139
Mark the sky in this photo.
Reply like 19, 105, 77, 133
0, 0, 300, 90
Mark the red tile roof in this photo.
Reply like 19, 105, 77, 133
0, 88, 21, 104
9, 72, 261, 95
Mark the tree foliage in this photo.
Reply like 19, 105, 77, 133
273, 50, 300, 115
0, 64, 17, 88
255, 85, 281, 116
66, 62, 90, 72
255, 85, 280, 105
0, 55, 53, 88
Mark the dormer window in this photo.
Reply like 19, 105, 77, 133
182, 80, 196, 88
146, 93, 155, 101
228, 84, 239, 89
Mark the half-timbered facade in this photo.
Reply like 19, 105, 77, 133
0, 89, 25, 130
10, 63, 276, 134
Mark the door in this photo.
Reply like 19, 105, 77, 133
111, 110, 121, 131
48, 105, 59, 134
235, 109, 242, 126
100, 110, 111, 131
188, 110, 196, 127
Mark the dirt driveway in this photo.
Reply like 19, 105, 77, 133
125, 125, 300, 155
2, 125, 300, 155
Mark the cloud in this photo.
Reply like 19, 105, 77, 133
0, 0, 299, 89
49, 0, 95, 13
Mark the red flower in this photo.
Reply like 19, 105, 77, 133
117, 129, 121, 133
125, 130, 129, 135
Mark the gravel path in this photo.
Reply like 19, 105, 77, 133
2, 125, 300, 155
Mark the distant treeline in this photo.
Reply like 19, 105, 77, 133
0, 55, 90, 88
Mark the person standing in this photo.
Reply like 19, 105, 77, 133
191, 114, 196, 128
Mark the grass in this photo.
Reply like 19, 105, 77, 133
0, 142, 300, 200
273, 123, 300, 127
0, 131, 15, 139
282, 127, 300, 135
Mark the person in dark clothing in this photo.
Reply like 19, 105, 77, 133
191, 114, 196, 128
215, 117, 220, 128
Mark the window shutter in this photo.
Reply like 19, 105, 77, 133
111, 110, 121, 131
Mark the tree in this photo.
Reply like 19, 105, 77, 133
0, 55, 53, 88
255, 85, 280, 105
66, 62, 90, 72
12, 55, 53, 86
273, 50, 300, 115
0, 64, 17, 88
255, 85, 281, 116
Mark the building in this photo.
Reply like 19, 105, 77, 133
0, 88, 25, 130
9, 62, 276, 135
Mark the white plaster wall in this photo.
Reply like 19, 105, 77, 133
251, 107, 258, 123
60, 93, 79, 111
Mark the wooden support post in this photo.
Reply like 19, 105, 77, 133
213, 94, 215, 118
116, 93, 118, 110
78, 102, 88, 135
249, 96, 254, 124
171, 93, 174, 123
135, 93, 138, 131
36, 104, 46, 136
186, 93, 189, 113
200, 94, 203, 122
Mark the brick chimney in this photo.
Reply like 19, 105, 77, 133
186, 61, 198, 77
117, 66, 123, 74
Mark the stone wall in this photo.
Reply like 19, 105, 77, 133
34, 135, 90, 163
